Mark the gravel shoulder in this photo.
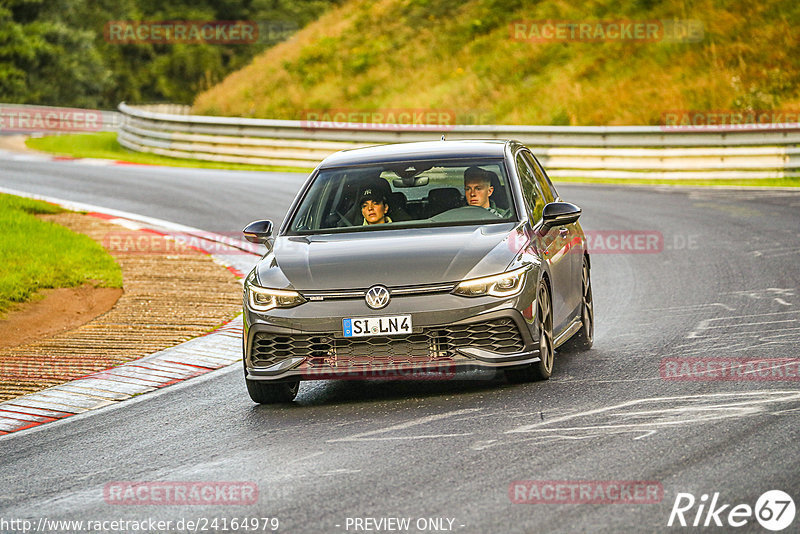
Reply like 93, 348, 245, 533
0, 211, 242, 402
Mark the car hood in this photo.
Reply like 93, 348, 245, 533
255, 223, 525, 290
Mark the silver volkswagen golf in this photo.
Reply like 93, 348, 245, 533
242, 140, 593, 403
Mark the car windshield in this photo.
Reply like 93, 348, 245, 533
288, 159, 515, 234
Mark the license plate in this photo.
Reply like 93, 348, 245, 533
343, 315, 412, 338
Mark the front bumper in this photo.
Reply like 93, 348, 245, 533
244, 301, 539, 381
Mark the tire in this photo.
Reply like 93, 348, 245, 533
560, 256, 594, 352
505, 282, 555, 383
246, 378, 299, 404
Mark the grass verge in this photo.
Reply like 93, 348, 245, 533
25, 133, 312, 173
0, 193, 123, 316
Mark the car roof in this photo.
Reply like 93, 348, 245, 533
318, 140, 511, 168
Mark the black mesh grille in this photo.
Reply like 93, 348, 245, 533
250, 318, 525, 368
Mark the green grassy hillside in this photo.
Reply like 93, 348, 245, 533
192, 0, 800, 126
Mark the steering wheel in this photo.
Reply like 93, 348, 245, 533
429, 205, 502, 223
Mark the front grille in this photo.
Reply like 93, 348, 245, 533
301, 282, 455, 301
250, 318, 525, 368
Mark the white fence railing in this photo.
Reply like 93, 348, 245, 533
117, 102, 797, 179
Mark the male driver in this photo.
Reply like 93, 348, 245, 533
360, 186, 392, 225
464, 166, 506, 217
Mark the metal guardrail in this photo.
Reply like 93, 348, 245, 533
1, 103, 120, 133
114, 102, 797, 178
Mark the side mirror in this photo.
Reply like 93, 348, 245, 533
243, 220, 273, 244
540, 202, 582, 231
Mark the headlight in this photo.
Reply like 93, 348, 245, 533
452, 266, 529, 298
245, 281, 306, 311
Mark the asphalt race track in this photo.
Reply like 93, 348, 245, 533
2, 156, 800, 533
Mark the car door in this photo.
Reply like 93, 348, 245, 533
514, 151, 573, 334
524, 151, 584, 323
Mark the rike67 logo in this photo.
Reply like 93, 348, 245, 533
668, 490, 795, 531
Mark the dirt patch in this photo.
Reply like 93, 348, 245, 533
0, 285, 123, 349
0, 211, 242, 402
0, 134, 30, 152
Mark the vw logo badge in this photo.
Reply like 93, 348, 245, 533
365, 285, 390, 309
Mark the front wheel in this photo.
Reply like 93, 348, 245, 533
505, 282, 554, 383
246, 378, 299, 404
